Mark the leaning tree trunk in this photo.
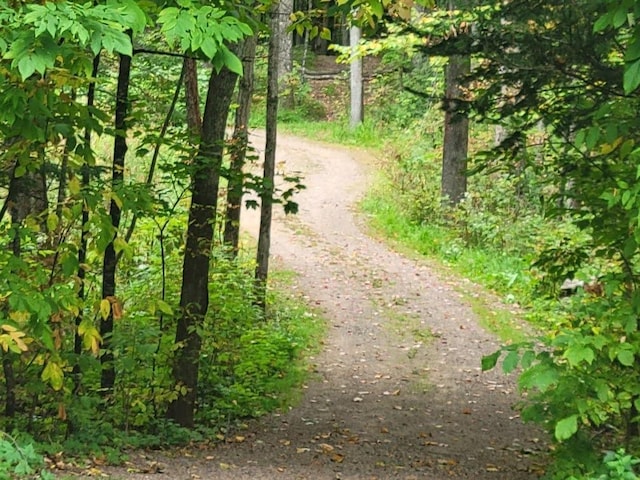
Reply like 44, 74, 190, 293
167, 62, 239, 429
100, 49, 132, 392
224, 36, 258, 256
441, 53, 470, 206
255, 7, 280, 309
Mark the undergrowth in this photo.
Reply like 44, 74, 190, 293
270, 50, 640, 479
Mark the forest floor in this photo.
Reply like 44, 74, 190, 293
83, 130, 548, 479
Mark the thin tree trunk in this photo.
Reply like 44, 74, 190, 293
224, 37, 257, 255
121, 64, 186, 248
441, 53, 470, 206
74, 55, 100, 389
100, 48, 132, 392
255, 8, 280, 308
167, 62, 239, 429
349, 25, 363, 129
2, 353, 15, 419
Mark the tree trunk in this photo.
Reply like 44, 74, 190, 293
255, 8, 280, 308
349, 25, 363, 129
74, 55, 100, 390
224, 37, 257, 256
167, 62, 239, 429
277, 0, 294, 108
441, 53, 470, 206
277, 0, 293, 79
100, 49, 132, 392
184, 57, 202, 136
2, 352, 15, 419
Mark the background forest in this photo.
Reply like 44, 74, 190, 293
2, 0, 640, 479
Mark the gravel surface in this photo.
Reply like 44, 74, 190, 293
75, 131, 547, 479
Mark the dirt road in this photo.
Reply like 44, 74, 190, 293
100, 131, 545, 479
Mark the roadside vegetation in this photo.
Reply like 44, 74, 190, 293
269, 13, 640, 474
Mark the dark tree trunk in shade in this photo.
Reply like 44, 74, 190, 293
224, 37, 257, 255
100, 49, 132, 392
167, 63, 239, 428
74, 55, 100, 388
184, 57, 202, 136
2, 353, 15, 419
255, 9, 279, 308
441, 53, 470, 206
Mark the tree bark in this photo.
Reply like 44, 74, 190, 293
74, 54, 100, 389
2, 352, 15, 419
100, 49, 132, 392
167, 62, 239, 428
224, 37, 257, 256
277, 0, 294, 108
255, 8, 280, 308
349, 25, 363, 129
441, 53, 470, 206
184, 57, 202, 136
277, 0, 293, 79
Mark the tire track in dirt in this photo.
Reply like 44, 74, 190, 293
92, 131, 546, 480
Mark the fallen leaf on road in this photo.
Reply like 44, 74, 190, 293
319, 443, 334, 453
331, 453, 345, 463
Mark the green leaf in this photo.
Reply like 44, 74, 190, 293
481, 350, 500, 371
200, 36, 218, 59
593, 12, 612, 32
594, 380, 610, 402
625, 39, 640, 62
617, 349, 635, 367
564, 345, 595, 367
17, 56, 36, 80
555, 414, 578, 441
519, 362, 558, 391
612, 8, 629, 28
624, 59, 640, 94
502, 350, 519, 373
156, 299, 174, 316
520, 350, 536, 369
585, 126, 600, 150
221, 47, 243, 75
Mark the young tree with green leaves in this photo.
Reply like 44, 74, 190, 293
158, 2, 251, 428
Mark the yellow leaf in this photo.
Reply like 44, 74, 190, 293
9, 330, 28, 352
8, 311, 30, 323
99, 299, 111, 320
68, 176, 81, 195
46, 213, 59, 232
330, 453, 345, 463
600, 137, 623, 155
42, 360, 64, 391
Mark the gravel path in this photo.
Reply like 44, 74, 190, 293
88, 131, 546, 479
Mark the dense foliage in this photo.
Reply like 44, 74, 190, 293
0, 0, 318, 476
339, 0, 640, 477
